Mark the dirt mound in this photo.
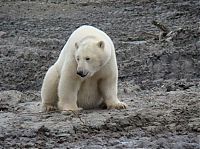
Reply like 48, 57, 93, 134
0, 0, 200, 148
1, 88, 200, 148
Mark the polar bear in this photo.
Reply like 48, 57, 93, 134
41, 25, 127, 112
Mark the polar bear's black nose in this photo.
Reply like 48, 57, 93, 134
77, 70, 87, 77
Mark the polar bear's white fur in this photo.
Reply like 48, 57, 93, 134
41, 25, 127, 112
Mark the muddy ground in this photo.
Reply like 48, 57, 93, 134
0, 0, 200, 148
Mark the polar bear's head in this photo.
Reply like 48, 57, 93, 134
75, 38, 111, 78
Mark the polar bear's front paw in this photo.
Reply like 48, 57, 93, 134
106, 102, 127, 110
42, 104, 57, 112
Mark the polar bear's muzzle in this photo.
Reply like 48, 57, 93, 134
77, 70, 89, 78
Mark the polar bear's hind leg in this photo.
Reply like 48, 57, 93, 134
41, 65, 59, 112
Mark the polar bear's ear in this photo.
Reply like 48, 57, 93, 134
75, 42, 79, 49
97, 41, 104, 49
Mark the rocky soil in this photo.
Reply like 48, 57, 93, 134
0, 0, 200, 148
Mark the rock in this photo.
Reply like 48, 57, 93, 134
0, 31, 6, 38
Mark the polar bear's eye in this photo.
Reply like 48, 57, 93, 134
85, 57, 90, 61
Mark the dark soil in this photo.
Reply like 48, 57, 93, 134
0, 0, 200, 148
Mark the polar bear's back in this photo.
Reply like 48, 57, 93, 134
56, 25, 114, 70
73, 25, 112, 43
69, 25, 114, 52
66, 25, 113, 51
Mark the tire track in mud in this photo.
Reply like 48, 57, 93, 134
1, 0, 200, 91
0, 0, 200, 148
